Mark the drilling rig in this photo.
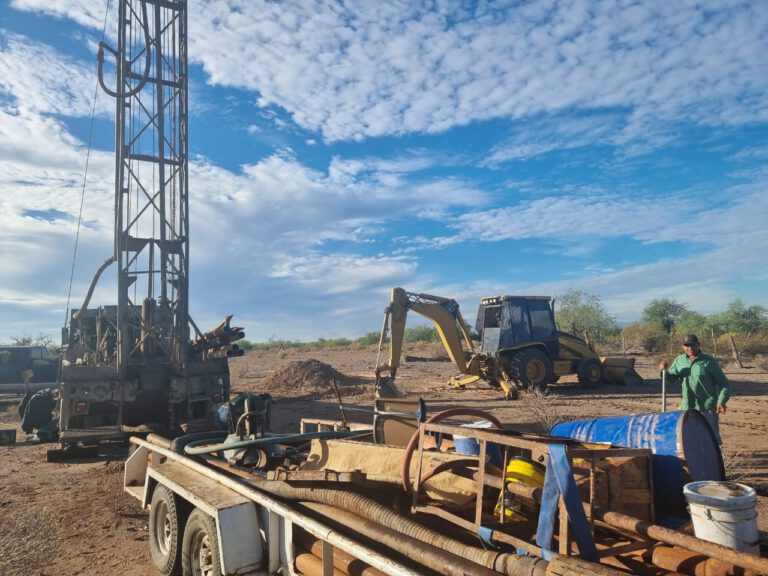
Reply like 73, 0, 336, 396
57, 0, 241, 448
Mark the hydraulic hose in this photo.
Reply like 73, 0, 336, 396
183, 430, 372, 455
299, 502, 510, 576
248, 477, 626, 576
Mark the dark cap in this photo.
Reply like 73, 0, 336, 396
682, 334, 700, 346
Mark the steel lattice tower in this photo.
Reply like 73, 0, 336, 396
100, 0, 189, 372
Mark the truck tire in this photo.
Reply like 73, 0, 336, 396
509, 349, 553, 391
182, 508, 221, 576
577, 358, 604, 388
149, 485, 183, 576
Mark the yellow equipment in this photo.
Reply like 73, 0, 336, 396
374, 288, 642, 399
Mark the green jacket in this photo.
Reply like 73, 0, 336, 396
667, 352, 731, 411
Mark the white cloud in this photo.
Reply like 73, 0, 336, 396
269, 253, 417, 294
11, 2, 767, 149
0, 31, 104, 117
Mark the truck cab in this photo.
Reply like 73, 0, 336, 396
0, 345, 59, 393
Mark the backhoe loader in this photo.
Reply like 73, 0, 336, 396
374, 288, 642, 399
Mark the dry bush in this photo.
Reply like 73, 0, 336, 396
0, 504, 61, 573
722, 448, 758, 482
517, 388, 590, 434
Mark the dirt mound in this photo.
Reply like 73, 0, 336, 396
261, 359, 354, 399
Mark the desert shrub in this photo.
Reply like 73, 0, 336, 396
622, 322, 670, 353
356, 331, 382, 346
250, 339, 305, 351
404, 326, 441, 343
517, 388, 591, 434
740, 334, 768, 356
314, 337, 353, 348
237, 339, 255, 351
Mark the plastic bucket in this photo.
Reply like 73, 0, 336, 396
550, 410, 724, 513
495, 457, 546, 521
684, 481, 759, 554
453, 420, 503, 468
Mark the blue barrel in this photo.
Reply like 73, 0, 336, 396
550, 410, 724, 514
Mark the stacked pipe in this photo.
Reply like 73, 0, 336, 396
189, 315, 245, 360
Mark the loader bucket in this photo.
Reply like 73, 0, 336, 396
600, 357, 644, 386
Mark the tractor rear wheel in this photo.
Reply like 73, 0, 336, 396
577, 358, 604, 388
509, 349, 553, 391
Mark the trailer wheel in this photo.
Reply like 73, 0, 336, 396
577, 358, 604, 388
149, 485, 183, 576
509, 349, 553, 391
182, 509, 221, 576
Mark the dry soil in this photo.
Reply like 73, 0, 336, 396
1, 343, 766, 575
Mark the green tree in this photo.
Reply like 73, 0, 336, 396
721, 299, 767, 334
554, 290, 618, 342
642, 298, 688, 333
675, 310, 707, 337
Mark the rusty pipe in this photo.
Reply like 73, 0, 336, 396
471, 462, 768, 575
592, 507, 768, 574
299, 502, 526, 576
646, 544, 757, 576
294, 531, 388, 576
295, 551, 347, 576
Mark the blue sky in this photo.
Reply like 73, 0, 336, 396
1, 0, 767, 344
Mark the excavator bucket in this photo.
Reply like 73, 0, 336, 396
601, 357, 644, 386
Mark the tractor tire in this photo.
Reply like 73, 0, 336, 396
577, 358, 604, 388
149, 485, 183, 576
182, 508, 221, 576
509, 349, 553, 391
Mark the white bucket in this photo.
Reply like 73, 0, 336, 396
683, 481, 759, 555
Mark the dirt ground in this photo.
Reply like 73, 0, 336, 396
1, 343, 767, 575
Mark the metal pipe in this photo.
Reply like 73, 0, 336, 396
299, 502, 508, 576
295, 551, 346, 576
647, 544, 757, 576
474, 460, 767, 574
592, 507, 768, 574
662, 369, 667, 412
131, 437, 422, 576
294, 532, 388, 576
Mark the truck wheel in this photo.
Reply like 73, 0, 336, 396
509, 349, 553, 391
182, 509, 221, 576
150, 485, 183, 576
577, 358, 604, 388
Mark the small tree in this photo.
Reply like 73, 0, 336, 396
554, 289, 618, 342
676, 310, 707, 337
721, 299, 767, 334
642, 298, 688, 334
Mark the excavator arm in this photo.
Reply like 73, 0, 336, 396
375, 287, 475, 397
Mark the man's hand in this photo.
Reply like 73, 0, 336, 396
658, 360, 668, 371
717, 404, 727, 415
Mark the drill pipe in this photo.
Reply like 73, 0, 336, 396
646, 544, 757, 576
299, 502, 509, 576
295, 551, 346, 576
592, 507, 768, 574
294, 531, 388, 576
480, 467, 768, 574
246, 478, 627, 576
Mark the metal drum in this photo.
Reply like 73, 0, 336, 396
550, 410, 725, 514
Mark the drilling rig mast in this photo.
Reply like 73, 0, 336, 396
59, 0, 239, 446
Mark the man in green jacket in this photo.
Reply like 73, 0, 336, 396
660, 334, 731, 444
